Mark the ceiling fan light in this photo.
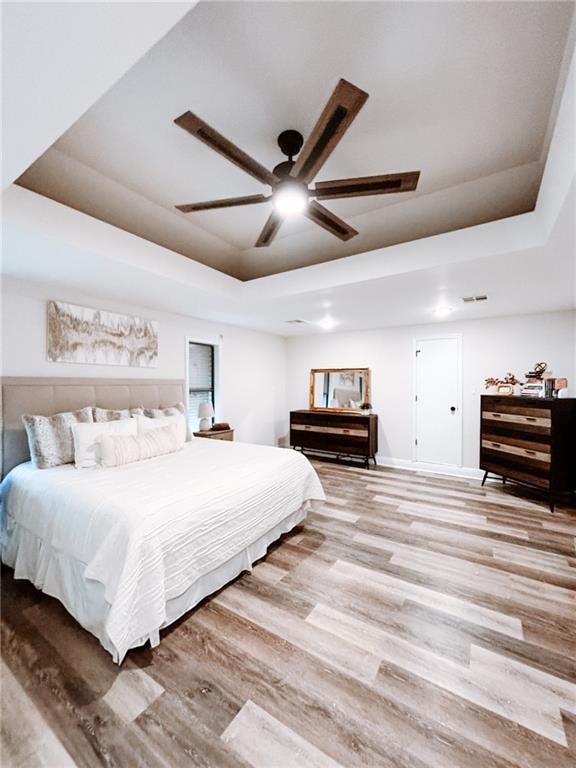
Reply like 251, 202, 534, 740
273, 182, 308, 217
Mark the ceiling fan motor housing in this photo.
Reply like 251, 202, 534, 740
277, 129, 304, 159
272, 160, 296, 180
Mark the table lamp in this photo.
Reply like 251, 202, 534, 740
198, 401, 214, 431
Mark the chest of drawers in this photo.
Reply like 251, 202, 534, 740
480, 395, 576, 511
290, 410, 378, 468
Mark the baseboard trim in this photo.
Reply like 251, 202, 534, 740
375, 455, 484, 480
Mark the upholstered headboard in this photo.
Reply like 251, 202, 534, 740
1, 377, 186, 477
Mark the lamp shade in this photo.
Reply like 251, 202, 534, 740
198, 401, 214, 418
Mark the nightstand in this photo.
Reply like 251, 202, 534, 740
193, 429, 234, 441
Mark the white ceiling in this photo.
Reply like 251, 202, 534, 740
1, 1, 195, 188
15, 1, 574, 280
3, 175, 574, 336
251, 185, 576, 333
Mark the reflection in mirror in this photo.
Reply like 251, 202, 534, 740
310, 368, 370, 411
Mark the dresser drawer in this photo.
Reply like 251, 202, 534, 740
480, 459, 550, 489
482, 410, 551, 430
290, 429, 369, 456
291, 411, 369, 431
292, 423, 368, 438
481, 439, 550, 465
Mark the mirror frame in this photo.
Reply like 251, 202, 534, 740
309, 368, 371, 413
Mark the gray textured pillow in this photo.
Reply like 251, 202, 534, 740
142, 402, 186, 419
22, 407, 94, 469
93, 407, 143, 422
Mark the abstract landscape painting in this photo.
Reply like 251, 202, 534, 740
47, 301, 158, 367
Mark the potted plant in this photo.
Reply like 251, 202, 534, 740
484, 377, 499, 394
500, 372, 523, 396
360, 402, 373, 415
484, 373, 523, 396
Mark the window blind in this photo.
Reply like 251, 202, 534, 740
188, 342, 214, 432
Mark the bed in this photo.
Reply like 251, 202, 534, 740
0, 377, 325, 662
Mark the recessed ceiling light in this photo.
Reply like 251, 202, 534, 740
433, 302, 453, 318
318, 315, 336, 331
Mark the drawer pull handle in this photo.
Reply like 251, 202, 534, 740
525, 417, 537, 422
490, 442, 500, 448
525, 450, 536, 456
343, 429, 350, 434
492, 413, 501, 418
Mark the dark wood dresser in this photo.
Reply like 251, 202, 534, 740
290, 410, 378, 468
480, 395, 576, 511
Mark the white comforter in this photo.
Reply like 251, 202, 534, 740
1, 440, 324, 661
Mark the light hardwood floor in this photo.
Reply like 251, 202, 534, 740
1, 461, 575, 767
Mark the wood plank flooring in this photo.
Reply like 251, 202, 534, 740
1, 461, 575, 767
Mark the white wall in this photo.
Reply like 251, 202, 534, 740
2, 277, 288, 448
3, 273, 574, 469
286, 311, 576, 472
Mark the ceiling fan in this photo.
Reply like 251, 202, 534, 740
174, 79, 420, 248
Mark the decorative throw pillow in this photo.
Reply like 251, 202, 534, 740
142, 403, 191, 440
93, 407, 143, 422
99, 424, 181, 468
135, 414, 186, 447
72, 419, 138, 469
142, 402, 186, 419
22, 407, 94, 469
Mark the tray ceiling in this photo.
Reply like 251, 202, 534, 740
16, 1, 574, 280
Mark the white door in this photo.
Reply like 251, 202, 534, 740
415, 336, 461, 466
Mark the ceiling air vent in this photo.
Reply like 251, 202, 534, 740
462, 295, 488, 303
285, 319, 307, 325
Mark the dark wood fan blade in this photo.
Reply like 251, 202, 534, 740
305, 200, 358, 241
174, 111, 277, 186
176, 194, 270, 213
290, 80, 368, 184
314, 171, 420, 200
255, 210, 282, 247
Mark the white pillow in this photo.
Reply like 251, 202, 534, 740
72, 418, 138, 469
99, 424, 181, 468
136, 414, 186, 447
142, 402, 191, 441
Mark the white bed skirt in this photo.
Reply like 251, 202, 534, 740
2, 503, 310, 662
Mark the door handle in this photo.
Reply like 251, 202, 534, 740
450, 406, 456, 412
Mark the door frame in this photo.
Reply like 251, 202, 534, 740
412, 333, 463, 468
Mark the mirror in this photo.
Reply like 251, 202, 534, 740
309, 368, 371, 412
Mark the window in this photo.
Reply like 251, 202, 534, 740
188, 342, 215, 432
